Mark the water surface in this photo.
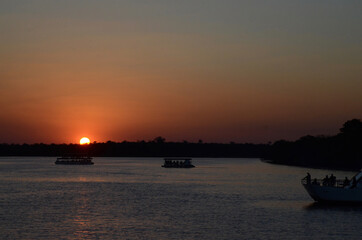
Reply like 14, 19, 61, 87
0, 157, 361, 239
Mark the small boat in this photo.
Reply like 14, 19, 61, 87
301, 171, 362, 203
162, 158, 195, 168
55, 156, 94, 165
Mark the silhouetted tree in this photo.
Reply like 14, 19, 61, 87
340, 119, 362, 136
153, 136, 166, 144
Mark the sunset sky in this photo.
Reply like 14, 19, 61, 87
1, 0, 361, 144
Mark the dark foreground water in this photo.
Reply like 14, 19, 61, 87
1, 157, 361, 240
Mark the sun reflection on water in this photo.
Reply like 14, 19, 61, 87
72, 190, 95, 240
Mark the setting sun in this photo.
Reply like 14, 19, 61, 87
80, 137, 91, 145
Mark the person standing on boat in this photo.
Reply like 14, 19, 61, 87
343, 177, 350, 187
330, 174, 336, 186
322, 175, 329, 186
303, 173, 311, 184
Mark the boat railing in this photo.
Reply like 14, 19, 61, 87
301, 178, 347, 188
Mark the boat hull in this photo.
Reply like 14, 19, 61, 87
303, 183, 362, 203
55, 161, 94, 165
161, 165, 195, 168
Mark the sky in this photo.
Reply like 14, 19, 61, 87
0, 0, 361, 144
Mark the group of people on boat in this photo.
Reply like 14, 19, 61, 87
321, 174, 337, 186
302, 170, 362, 203
163, 160, 190, 168
303, 172, 356, 188
162, 158, 195, 168
55, 156, 94, 165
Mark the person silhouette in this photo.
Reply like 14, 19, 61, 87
343, 177, 350, 187
303, 172, 311, 184
323, 175, 329, 186
306, 172, 311, 184
330, 174, 336, 186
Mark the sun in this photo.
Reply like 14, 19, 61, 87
80, 137, 91, 145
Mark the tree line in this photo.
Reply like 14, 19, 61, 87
263, 119, 362, 171
0, 139, 268, 158
1, 119, 361, 170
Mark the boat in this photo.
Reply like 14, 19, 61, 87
55, 156, 94, 165
162, 158, 195, 168
301, 171, 362, 203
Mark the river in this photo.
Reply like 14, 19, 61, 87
0, 157, 360, 239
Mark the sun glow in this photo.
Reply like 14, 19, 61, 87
80, 137, 91, 145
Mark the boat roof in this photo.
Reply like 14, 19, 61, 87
164, 158, 192, 161
57, 156, 92, 159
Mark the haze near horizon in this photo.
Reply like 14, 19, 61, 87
1, 0, 361, 144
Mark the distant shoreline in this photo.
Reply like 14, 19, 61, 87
0, 141, 268, 158
1, 119, 361, 171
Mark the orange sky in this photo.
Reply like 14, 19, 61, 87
1, 1, 361, 143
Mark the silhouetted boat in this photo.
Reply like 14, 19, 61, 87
162, 158, 195, 168
301, 171, 362, 203
55, 156, 94, 165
